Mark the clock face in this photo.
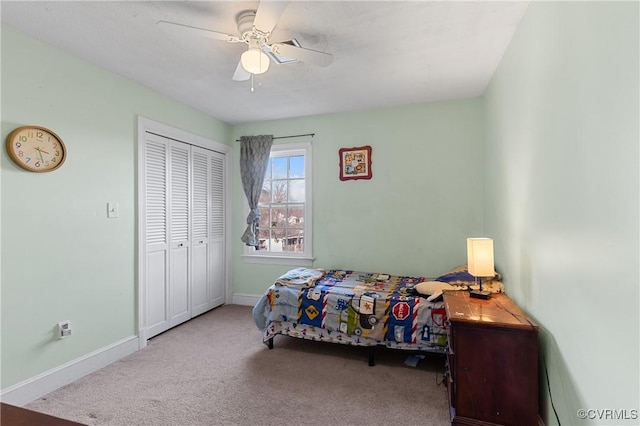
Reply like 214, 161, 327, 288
6, 126, 66, 172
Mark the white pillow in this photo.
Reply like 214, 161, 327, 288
415, 281, 455, 302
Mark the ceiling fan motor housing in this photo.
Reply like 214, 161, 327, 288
237, 10, 257, 38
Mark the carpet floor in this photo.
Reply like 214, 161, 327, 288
25, 304, 450, 425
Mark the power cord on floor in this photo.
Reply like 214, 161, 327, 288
542, 353, 562, 425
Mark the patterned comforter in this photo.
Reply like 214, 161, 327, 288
252, 268, 448, 353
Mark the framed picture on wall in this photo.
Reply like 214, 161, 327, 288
339, 145, 372, 181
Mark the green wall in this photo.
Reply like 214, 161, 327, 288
484, 2, 639, 424
1, 25, 231, 389
232, 99, 485, 295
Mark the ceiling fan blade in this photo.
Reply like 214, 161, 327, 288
253, 1, 289, 34
157, 20, 241, 43
232, 60, 251, 81
271, 43, 333, 67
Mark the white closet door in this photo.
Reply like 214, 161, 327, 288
139, 117, 229, 342
143, 135, 170, 338
190, 147, 210, 316
191, 146, 226, 315
168, 141, 191, 327
209, 150, 226, 309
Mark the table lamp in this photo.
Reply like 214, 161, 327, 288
467, 237, 494, 299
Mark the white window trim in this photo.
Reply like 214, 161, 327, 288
242, 141, 313, 266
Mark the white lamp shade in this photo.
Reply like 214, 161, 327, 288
467, 238, 495, 277
241, 48, 270, 74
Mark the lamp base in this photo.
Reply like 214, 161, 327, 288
469, 289, 491, 300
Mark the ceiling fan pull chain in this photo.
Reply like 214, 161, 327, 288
251, 73, 255, 92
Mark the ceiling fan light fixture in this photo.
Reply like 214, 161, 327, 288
241, 48, 270, 74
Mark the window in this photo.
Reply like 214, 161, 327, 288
243, 142, 313, 266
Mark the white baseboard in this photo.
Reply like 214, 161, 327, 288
2, 298, 259, 406
232, 293, 261, 306
0, 335, 139, 406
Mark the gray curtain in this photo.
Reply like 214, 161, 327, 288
240, 135, 273, 247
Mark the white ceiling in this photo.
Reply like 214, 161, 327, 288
1, 1, 529, 125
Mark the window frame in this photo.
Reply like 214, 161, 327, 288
242, 141, 313, 266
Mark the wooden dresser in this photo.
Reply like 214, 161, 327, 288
443, 291, 539, 426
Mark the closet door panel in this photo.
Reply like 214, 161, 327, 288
210, 152, 225, 245
191, 147, 211, 316
146, 251, 168, 335
144, 136, 170, 337
191, 243, 209, 316
168, 142, 190, 327
209, 151, 226, 308
209, 242, 225, 308
170, 245, 190, 325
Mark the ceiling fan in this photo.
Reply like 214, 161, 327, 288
157, 1, 333, 83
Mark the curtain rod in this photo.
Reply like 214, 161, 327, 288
235, 133, 315, 142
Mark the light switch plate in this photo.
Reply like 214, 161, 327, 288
107, 202, 119, 218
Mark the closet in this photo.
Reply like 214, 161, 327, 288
138, 118, 229, 341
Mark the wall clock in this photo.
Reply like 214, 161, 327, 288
6, 126, 67, 172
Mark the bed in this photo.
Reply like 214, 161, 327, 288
253, 267, 503, 365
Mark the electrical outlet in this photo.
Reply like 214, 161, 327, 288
58, 320, 72, 339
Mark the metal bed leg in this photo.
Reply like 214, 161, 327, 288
368, 346, 376, 366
